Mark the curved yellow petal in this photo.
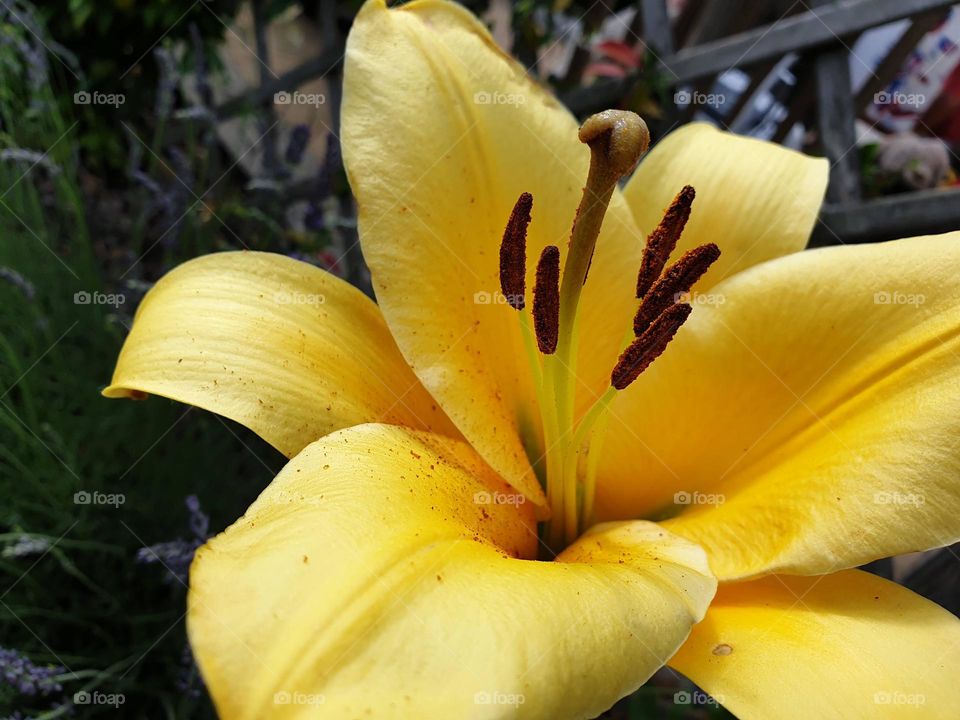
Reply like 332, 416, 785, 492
104, 251, 455, 458
342, 0, 645, 504
670, 571, 960, 720
596, 233, 960, 579
623, 123, 828, 288
188, 423, 716, 719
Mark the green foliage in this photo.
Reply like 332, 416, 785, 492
40, 0, 243, 78
0, 12, 280, 719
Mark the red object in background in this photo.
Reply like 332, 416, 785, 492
920, 60, 960, 144
584, 40, 643, 81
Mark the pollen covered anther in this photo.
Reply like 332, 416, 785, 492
636, 186, 696, 299
533, 245, 560, 354
499, 192, 533, 310
634, 243, 720, 336
612, 303, 693, 390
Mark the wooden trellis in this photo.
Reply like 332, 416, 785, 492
212, 1, 960, 246
634, 0, 960, 245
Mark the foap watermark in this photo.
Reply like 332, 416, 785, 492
674, 690, 723, 706
874, 91, 926, 110
473, 290, 524, 306
874, 291, 925, 307
873, 491, 924, 508
674, 490, 724, 507
74, 290, 125, 308
274, 291, 325, 306
874, 691, 925, 707
274, 91, 326, 108
674, 90, 726, 109
74, 90, 125, 108
674, 290, 726, 307
473, 91, 526, 106
474, 691, 525, 706
74, 490, 125, 508
473, 490, 526, 507
273, 691, 326, 706
73, 690, 125, 708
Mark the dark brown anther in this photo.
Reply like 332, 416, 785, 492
633, 243, 720, 336
533, 245, 560, 354
499, 192, 534, 310
636, 186, 696, 299
612, 303, 693, 390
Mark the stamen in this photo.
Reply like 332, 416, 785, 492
633, 243, 720, 336
612, 303, 693, 390
499, 192, 533, 310
533, 245, 560, 354
636, 185, 696, 299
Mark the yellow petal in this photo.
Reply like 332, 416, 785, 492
624, 123, 828, 288
104, 251, 455, 458
342, 0, 646, 502
597, 233, 960, 579
670, 571, 960, 720
188, 423, 716, 719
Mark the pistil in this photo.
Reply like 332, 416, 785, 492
546, 111, 649, 548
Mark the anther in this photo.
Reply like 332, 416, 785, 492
499, 192, 533, 310
612, 303, 693, 390
636, 186, 696, 299
533, 245, 560, 354
634, 243, 720, 336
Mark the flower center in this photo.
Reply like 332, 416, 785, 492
498, 110, 720, 554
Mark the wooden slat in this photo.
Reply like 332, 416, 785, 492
641, 0, 674, 58
813, 0, 862, 203
252, 0, 280, 178
771, 63, 816, 143
214, 45, 344, 119
814, 187, 960, 244
902, 544, 960, 616
684, 0, 767, 47
725, 61, 777, 126
661, 0, 955, 83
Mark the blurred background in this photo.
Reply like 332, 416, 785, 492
1, 0, 959, 717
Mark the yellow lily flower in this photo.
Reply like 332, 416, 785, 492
104, 0, 960, 717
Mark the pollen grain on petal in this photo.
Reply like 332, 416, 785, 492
634, 243, 720, 336
499, 191, 533, 311
636, 185, 696, 299
533, 245, 560, 354
612, 303, 693, 390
